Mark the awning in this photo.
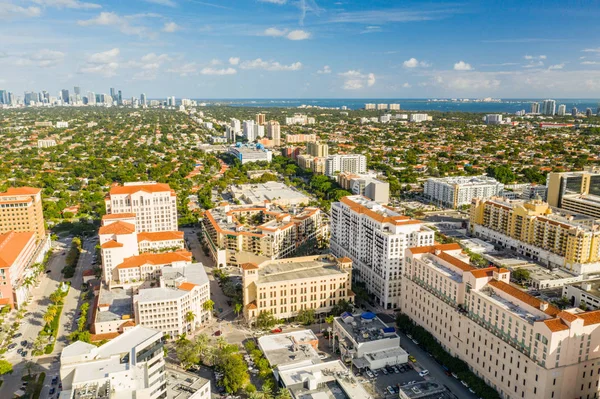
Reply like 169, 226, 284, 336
352, 357, 370, 369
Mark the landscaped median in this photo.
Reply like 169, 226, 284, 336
34, 282, 70, 355
396, 313, 501, 399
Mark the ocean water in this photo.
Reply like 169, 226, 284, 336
192, 98, 600, 113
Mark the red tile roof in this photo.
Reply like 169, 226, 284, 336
0, 187, 41, 196
116, 250, 192, 269
109, 183, 174, 195
488, 280, 560, 316
241, 263, 259, 270
101, 240, 124, 249
407, 243, 462, 255
0, 231, 35, 268
99, 221, 136, 236
102, 213, 137, 220
137, 231, 184, 242
178, 282, 197, 291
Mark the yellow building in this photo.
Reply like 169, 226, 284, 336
307, 142, 329, 158
0, 187, 45, 240
547, 167, 600, 207
470, 197, 600, 273
242, 255, 353, 323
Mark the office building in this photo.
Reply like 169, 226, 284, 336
201, 203, 326, 267
330, 195, 434, 309
241, 255, 353, 323
61, 89, 69, 104
307, 141, 329, 158
104, 181, 178, 233
409, 113, 429, 122
424, 175, 504, 209
547, 167, 600, 207
542, 99, 556, 115
140, 93, 147, 106
557, 104, 566, 116
0, 187, 45, 240
486, 114, 503, 125
228, 181, 310, 207
0, 231, 51, 309
325, 154, 367, 176
333, 312, 408, 369
133, 263, 210, 337
73, 86, 80, 96
470, 197, 600, 274
286, 133, 317, 143
349, 176, 390, 204
256, 113, 266, 125
60, 326, 167, 399
401, 243, 600, 399
0, 90, 7, 104
531, 102, 541, 114
266, 120, 281, 146
228, 144, 272, 164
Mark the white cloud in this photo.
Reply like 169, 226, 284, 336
141, 53, 170, 63
78, 12, 146, 36
583, 48, 600, 53
144, 0, 176, 6
403, 58, 429, 68
524, 54, 546, 60
200, 67, 237, 75
402, 82, 411, 88
339, 70, 375, 90
240, 58, 302, 71
264, 27, 287, 37
88, 48, 119, 63
162, 22, 180, 32
548, 63, 565, 70
0, 3, 42, 18
30, 49, 65, 67
133, 69, 159, 81
582, 61, 600, 65
523, 61, 544, 68
209, 59, 222, 65
453, 61, 473, 71
258, 0, 287, 4
287, 30, 310, 40
167, 63, 198, 76
317, 65, 331, 74
30, 0, 101, 9
229, 57, 240, 65
79, 62, 118, 77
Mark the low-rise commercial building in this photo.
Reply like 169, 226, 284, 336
229, 181, 310, 207
202, 203, 326, 267
424, 175, 504, 209
333, 312, 408, 370
228, 144, 273, 164
562, 279, 600, 310
60, 326, 167, 399
37, 139, 57, 148
401, 242, 600, 399
241, 255, 353, 323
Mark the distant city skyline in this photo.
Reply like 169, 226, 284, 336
0, 0, 599, 97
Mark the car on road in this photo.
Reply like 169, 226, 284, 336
461, 380, 469, 388
406, 334, 413, 339
411, 339, 419, 345
419, 370, 429, 377
386, 386, 395, 395
62, 252, 66, 255
451, 372, 458, 379
46, 270, 51, 273
52, 376, 58, 385
408, 355, 416, 363
469, 388, 475, 394
50, 388, 56, 395
8, 343, 17, 350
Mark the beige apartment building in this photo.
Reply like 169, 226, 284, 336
547, 167, 600, 207
105, 181, 178, 233
402, 243, 600, 399
307, 142, 329, 158
266, 121, 281, 146
470, 197, 600, 274
0, 187, 45, 240
201, 203, 326, 267
241, 255, 353, 324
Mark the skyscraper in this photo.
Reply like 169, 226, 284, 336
140, 93, 147, 106
87, 91, 96, 105
118, 90, 122, 105
586, 108, 593, 117
572, 107, 578, 116
266, 120, 281, 146
61, 89, 69, 104
73, 86, 81, 96
256, 113, 266, 125
0, 90, 7, 104
542, 99, 556, 115
110, 87, 116, 99
557, 104, 566, 116
530, 102, 540, 114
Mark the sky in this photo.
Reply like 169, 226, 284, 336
1, 0, 600, 98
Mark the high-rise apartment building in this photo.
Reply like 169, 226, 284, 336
140, 93, 147, 106
241, 255, 353, 323
409, 113, 429, 122
389, 104, 401, 110
330, 195, 434, 309
547, 167, 600, 207
365, 103, 376, 110
104, 182, 177, 233
243, 120, 255, 141
557, 104, 566, 116
266, 120, 281, 146
572, 107, 578, 116
60, 326, 167, 399
0, 187, 45, 240
542, 99, 556, 115
256, 113, 266, 125
61, 89, 69, 104
402, 243, 600, 399
424, 175, 504, 209
325, 154, 367, 176
307, 141, 329, 158
531, 102, 541, 114
470, 197, 600, 274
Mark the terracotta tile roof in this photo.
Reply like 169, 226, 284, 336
102, 213, 137, 220
137, 231, 184, 242
337, 257, 352, 263
99, 221, 136, 236
0, 187, 41, 196
488, 280, 560, 316
110, 183, 173, 195
468, 267, 496, 279
178, 282, 197, 291
241, 263, 259, 270
407, 243, 462, 255
557, 311, 579, 322
579, 310, 600, 326
101, 240, 124, 249
116, 250, 192, 269
0, 298, 11, 305
246, 301, 257, 310
542, 318, 569, 332
0, 231, 35, 268
340, 196, 423, 226
120, 320, 136, 328
437, 251, 475, 272
90, 332, 121, 342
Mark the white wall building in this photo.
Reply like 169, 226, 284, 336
409, 113, 429, 122
325, 154, 367, 177
424, 175, 504, 209
330, 196, 434, 309
37, 139, 57, 148
243, 120, 255, 141
60, 326, 167, 399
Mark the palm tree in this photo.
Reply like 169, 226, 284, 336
234, 303, 243, 317
276, 388, 292, 399
185, 311, 195, 332
202, 299, 215, 312
216, 336, 227, 349
46, 305, 58, 318
49, 292, 64, 305
43, 312, 54, 325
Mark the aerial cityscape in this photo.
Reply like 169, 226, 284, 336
1, 1, 600, 399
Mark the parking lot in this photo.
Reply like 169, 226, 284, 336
363, 365, 425, 398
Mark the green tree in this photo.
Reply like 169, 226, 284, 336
203, 299, 215, 312
256, 311, 278, 329
513, 269, 531, 284
331, 299, 353, 316
0, 359, 13, 375
234, 302, 243, 317
218, 353, 250, 393
175, 338, 200, 369
276, 388, 292, 399
295, 308, 315, 325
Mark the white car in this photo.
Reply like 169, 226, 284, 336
365, 370, 374, 378
419, 370, 429, 377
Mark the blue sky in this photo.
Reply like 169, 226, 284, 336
1, 0, 600, 98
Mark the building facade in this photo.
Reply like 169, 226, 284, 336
266, 120, 281, 146
325, 154, 367, 177
330, 196, 434, 309
424, 175, 504, 209
241, 255, 353, 323
105, 182, 178, 233
0, 187, 45, 240
401, 243, 600, 399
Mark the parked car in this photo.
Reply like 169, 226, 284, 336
406, 334, 413, 339
17, 348, 23, 355
13, 332, 22, 338
213, 330, 222, 336
408, 355, 416, 363
392, 366, 399, 373
365, 370, 374, 378
411, 339, 419, 345
46, 270, 51, 273
451, 372, 459, 379
49, 388, 56, 395
271, 328, 282, 333
21, 351, 28, 357
7, 343, 17, 350
381, 368, 388, 375
469, 388, 475, 394
386, 386, 395, 395
461, 381, 469, 388
419, 370, 429, 377
52, 376, 58, 385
